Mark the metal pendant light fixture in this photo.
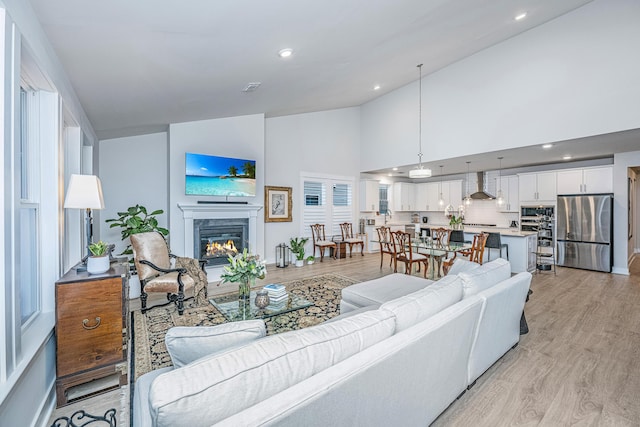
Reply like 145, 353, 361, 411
496, 157, 505, 206
409, 64, 432, 179
464, 161, 472, 206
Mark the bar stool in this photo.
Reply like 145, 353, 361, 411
485, 232, 508, 261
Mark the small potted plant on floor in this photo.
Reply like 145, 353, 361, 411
306, 255, 315, 265
289, 237, 309, 267
87, 240, 110, 274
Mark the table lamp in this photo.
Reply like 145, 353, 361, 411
63, 174, 105, 262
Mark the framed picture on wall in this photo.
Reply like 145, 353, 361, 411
265, 186, 292, 222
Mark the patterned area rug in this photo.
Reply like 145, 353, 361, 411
132, 273, 359, 380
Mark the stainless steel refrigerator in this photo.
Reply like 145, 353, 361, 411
556, 194, 613, 272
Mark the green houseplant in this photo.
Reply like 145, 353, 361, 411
289, 237, 309, 267
105, 204, 169, 256
87, 240, 110, 274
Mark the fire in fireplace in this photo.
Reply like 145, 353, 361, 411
194, 218, 249, 267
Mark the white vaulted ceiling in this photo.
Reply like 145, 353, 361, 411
28, 0, 595, 140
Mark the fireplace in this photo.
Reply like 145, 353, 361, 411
194, 218, 249, 266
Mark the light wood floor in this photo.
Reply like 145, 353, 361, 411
49, 253, 640, 426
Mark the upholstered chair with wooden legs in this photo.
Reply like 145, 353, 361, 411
339, 222, 364, 258
130, 232, 204, 315
392, 231, 429, 278
376, 226, 396, 271
310, 224, 337, 262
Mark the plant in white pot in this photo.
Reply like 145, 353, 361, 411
289, 237, 309, 267
306, 255, 315, 265
87, 240, 110, 274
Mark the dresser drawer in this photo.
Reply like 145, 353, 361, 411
56, 277, 124, 377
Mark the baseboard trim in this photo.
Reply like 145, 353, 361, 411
612, 266, 630, 276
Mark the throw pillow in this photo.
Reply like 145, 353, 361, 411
459, 258, 511, 298
165, 320, 266, 368
446, 258, 480, 276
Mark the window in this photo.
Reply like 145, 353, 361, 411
379, 184, 389, 214
302, 175, 354, 238
18, 87, 41, 326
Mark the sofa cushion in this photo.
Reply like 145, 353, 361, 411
340, 273, 434, 312
459, 258, 511, 298
380, 274, 463, 331
446, 258, 481, 276
165, 320, 266, 368
148, 309, 396, 427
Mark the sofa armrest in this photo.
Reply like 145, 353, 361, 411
165, 319, 266, 368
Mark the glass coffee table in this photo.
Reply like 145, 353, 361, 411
210, 291, 313, 322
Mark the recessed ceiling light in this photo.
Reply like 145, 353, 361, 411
392, 167, 398, 171
563, 155, 572, 160
373, 85, 381, 91
278, 48, 293, 58
515, 12, 527, 21
388, 173, 393, 176
542, 143, 553, 149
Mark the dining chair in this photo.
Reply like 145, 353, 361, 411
485, 232, 509, 261
376, 226, 396, 271
426, 227, 449, 277
310, 224, 337, 262
442, 232, 488, 274
391, 231, 429, 278
339, 222, 365, 257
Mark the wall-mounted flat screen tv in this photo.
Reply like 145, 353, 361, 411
185, 152, 256, 197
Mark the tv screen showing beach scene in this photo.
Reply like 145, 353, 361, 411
185, 152, 256, 197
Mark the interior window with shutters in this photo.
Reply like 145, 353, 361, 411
302, 176, 354, 239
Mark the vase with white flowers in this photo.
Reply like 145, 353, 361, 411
220, 249, 267, 300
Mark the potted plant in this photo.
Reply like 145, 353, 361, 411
105, 204, 169, 257
306, 255, 315, 265
448, 214, 464, 230
289, 237, 309, 267
87, 240, 110, 274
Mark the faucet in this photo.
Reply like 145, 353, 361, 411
384, 210, 392, 225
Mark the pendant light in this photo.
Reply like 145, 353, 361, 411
438, 165, 445, 206
496, 156, 505, 206
409, 64, 432, 179
464, 161, 472, 206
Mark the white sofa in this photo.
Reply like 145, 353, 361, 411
133, 258, 531, 426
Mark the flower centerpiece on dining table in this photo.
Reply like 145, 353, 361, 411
220, 249, 267, 300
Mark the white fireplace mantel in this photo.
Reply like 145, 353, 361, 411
178, 203, 263, 259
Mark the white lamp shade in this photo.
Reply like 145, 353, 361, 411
64, 174, 105, 210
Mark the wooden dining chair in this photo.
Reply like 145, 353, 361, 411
391, 231, 429, 278
310, 224, 337, 262
376, 226, 396, 271
339, 222, 364, 257
430, 227, 449, 277
442, 232, 489, 274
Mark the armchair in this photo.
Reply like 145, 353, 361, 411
130, 232, 207, 315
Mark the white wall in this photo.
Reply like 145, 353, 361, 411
360, 0, 640, 172
168, 114, 265, 259
98, 132, 169, 256
612, 150, 640, 275
264, 107, 361, 262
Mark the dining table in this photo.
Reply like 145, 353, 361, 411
372, 236, 473, 280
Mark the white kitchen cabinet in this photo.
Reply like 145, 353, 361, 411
446, 180, 463, 210
392, 182, 416, 211
360, 180, 380, 211
556, 166, 612, 195
518, 171, 556, 203
414, 182, 438, 211
495, 175, 519, 212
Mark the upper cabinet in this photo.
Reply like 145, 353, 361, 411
556, 166, 612, 195
495, 175, 519, 212
413, 180, 461, 211
360, 180, 380, 211
518, 171, 557, 204
392, 182, 416, 211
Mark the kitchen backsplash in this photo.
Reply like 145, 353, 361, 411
361, 200, 518, 228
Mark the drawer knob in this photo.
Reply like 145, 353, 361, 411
82, 317, 101, 330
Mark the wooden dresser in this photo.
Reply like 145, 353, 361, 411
55, 261, 129, 407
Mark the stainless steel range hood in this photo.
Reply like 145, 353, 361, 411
470, 171, 495, 200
